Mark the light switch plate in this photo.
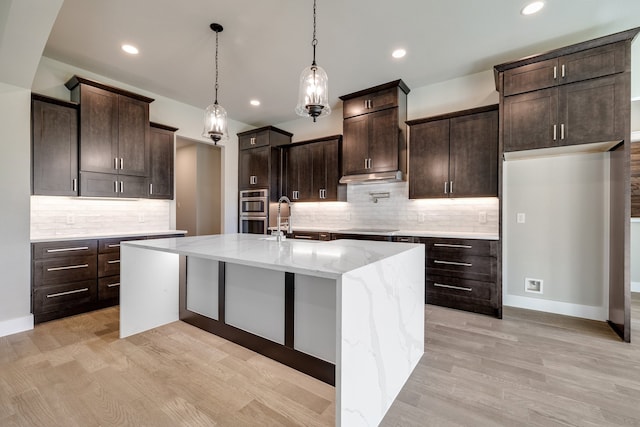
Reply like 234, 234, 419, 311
517, 213, 526, 224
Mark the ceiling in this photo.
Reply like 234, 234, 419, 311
43, 0, 640, 127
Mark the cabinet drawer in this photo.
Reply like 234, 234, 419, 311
98, 236, 145, 254
426, 275, 494, 301
33, 279, 97, 314
33, 255, 97, 286
239, 130, 270, 150
423, 238, 496, 257
291, 231, 320, 240
32, 240, 97, 260
427, 254, 496, 282
98, 253, 121, 277
98, 275, 120, 301
343, 87, 398, 118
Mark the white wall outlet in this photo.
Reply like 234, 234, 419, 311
478, 211, 487, 224
525, 278, 543, 294
138, 213, 145, 223
418, 213, 425, 223
517, 213, 526, 224
66, 214, 75, 225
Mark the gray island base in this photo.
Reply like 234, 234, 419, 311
120, 233, 424, 426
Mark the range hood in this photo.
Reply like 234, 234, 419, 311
339, 170, 404, 184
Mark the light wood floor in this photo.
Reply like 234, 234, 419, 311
1, 295, 640, 426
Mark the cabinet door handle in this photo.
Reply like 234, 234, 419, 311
107, 260, 120, 264
149, 183, 153, 195
433, 243, 472, 249
364, 158, 368, 169
561, 64, 565, 78
561, 124, 565, 140
434, 260, 473, 267
114, 181, 119, 193
46, 246, 89, 253
114, 158, 119, 170
72, 178, 77, 192
434, 283, 472, 292
397, 238, 411, 242
553, 66, 557, 80
46, 288, 89, 298
47, 263, 89, 272
553, 124, 557, 141
444, 181, 448, 194
107, 283, 120, 288
107, 244, 120, 248
250, 137, 256, 145
120, 158, 124, 170
120, 181, 124, 194
450, 181, 453, 194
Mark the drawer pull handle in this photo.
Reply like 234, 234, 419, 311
433, 243, 472, 249
434, 283, 472, 292
434, 260, 473, 267
47, 264, 89, 272
107, 244, 121, 248
46, 246, 89, 253
107, 283, 120, 288
294, 235, 313, 239
107, 260, 120, 264
47, 288, 89, 298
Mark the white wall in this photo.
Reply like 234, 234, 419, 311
176, 144, 198, 236
632, 220, 640, 292
503, 153, 610, 320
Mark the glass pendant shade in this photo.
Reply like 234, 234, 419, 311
295, 63, 330, 121
202, 101, 228, 144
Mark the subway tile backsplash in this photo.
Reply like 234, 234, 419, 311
289, 182, 499, 234
31, 196, 172, 239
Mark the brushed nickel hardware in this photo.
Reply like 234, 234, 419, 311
553, 66, 557, 79
46, 288, 89, 298
444, 181, 448, 194
295, 235, 313, 239
120, 158, 124, 170
120, 181, 124, 193
150, 183, 153, 195
397, 238, 411, 242
434, 283, 472, 292
250, 175, 257, 185
250, 137, 256, 145
107, 260, 120, 264
364, 158, 368, 169
107, 244, 120, 248
450, 181, 453, 194
107, 283, 120, 288
434, 260, 473, 267
114, 181, 119, 193
47, 264, 89, 272
561, 64, 565, 78
46, 246, 89, 253
561, 123, 565, 140
114, 158, 119, 169
553, 124, 557, 140
72, 178, 77, 192
434, 243, 472, 249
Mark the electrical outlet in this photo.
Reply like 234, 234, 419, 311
478, 211, 487, 224
418, 213, 425, 223
66, 214, 75, 225
517, 213, 526, 224
138, 213, 145, 223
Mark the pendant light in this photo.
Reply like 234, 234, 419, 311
295, 0, 331, 122
202, 23, 228, 144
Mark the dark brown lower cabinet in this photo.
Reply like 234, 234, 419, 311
32, 233, 185, 323
421, 237, 501, 318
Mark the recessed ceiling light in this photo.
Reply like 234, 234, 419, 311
250, 100, 260, 106
521, 1, 544, 15
121, 44, 139, 55
392, 49, 406, 59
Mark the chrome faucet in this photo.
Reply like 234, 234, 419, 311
276, 195, 292, 242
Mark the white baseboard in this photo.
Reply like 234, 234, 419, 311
0, 314, 34, 338
503, 294, 607, 321
632, 282, 640, 293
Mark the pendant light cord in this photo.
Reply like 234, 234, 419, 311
311, 0, 318, 66
214, 28, 220, 105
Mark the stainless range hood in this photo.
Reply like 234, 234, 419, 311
339, 170, 404, 184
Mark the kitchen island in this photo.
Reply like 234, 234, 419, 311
120, 233, 424, 427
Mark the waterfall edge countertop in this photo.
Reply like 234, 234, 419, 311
121, 232, 421, 279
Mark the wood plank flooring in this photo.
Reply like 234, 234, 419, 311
1, 295, 639, 426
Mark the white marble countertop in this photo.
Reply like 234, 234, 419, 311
31, 230, 188, 243
121, 233, 422, 279
291, 227, 499, 240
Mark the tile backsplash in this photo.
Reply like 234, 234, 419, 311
31, 196, 172, 239
290, 182, 499, 233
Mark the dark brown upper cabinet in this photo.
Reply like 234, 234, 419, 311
339, 80, 410, 177
66, 76, 154, 197
407, 105, 498, 199
495, 38, 631, 153
148, 122, 178, 199
284, 135, 346, 202
237, 126, 292, 191
31, 94, 79, 196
